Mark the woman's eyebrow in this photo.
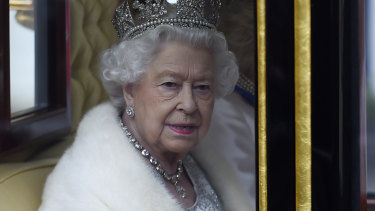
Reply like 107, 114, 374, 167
154, 70, 182, 79
156, 71, 214, 81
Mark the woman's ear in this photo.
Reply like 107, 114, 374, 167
122, 84, 135, 106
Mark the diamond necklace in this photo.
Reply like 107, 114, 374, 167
119, 118, 187, 198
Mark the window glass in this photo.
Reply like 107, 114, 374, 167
366, 0, 375, 195
9, 0, 35, 117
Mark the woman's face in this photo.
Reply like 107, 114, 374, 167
123, 42, 215, 157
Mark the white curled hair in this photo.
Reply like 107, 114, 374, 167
100, 25, 239, 110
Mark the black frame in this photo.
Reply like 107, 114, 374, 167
0, 0, 10, 153
256, 0, 367, 210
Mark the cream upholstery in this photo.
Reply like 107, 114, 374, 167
0, 1, 121, 210
70, 0, 121, 130
0, 159, 57, 211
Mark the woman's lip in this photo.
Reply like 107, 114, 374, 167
168, 124, 197, 135
172, 123, 196, 127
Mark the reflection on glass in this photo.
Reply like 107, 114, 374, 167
9, 0, 35, 117
366, 0, 375, 195
215, 0, 256, 208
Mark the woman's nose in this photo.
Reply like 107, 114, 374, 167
177, 85, 197, 114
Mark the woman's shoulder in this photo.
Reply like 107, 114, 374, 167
39, 102, 125, 210
193, 92, 256, 211
77, 102, 117, 130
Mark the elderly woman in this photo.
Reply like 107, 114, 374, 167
39, 0, 249, 210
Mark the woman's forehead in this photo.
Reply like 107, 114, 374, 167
148, 43, 215, 79
154, 42, 211, 60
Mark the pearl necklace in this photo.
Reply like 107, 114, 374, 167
119, 118, 187, 198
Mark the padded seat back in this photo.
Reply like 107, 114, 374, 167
0, 159, 57, 211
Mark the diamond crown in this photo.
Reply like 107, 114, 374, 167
112, 0, 221, 40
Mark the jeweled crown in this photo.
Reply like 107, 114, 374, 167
112, 0, 221, 40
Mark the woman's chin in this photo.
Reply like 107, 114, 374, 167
165, 140, 200, 155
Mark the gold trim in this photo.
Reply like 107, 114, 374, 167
9, 0, 33, 11
294, 0, 312, 210
257, 0, 267, 210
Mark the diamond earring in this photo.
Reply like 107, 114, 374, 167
126, 106, 135, 118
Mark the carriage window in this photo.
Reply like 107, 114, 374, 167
366, 0, 375, 200
0, 0, 70, 156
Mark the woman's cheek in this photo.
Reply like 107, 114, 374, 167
158, 86, 179, 99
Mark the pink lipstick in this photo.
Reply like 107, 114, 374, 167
168, 124, 196, 135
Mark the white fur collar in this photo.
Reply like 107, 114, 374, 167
40, 102, 184, 211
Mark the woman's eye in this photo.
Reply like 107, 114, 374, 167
161, 82, 178, 89
195, 85, 210, 91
